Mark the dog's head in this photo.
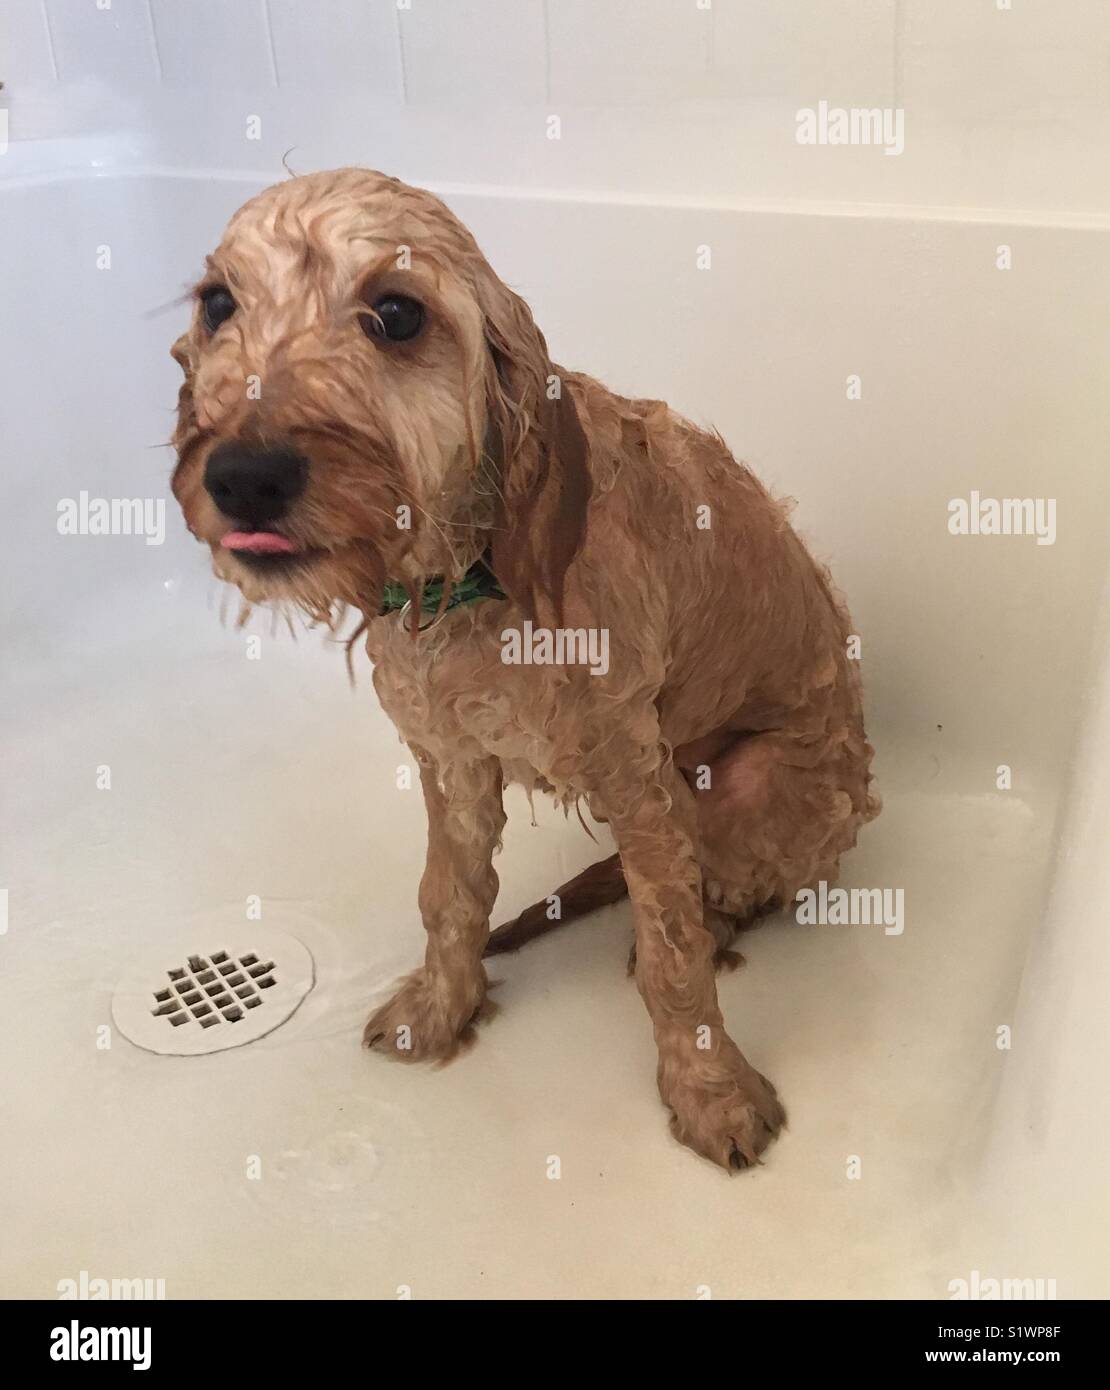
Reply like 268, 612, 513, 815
171, 167, 589, 624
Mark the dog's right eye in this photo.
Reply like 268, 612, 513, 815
201, 286, 236, 333
360, 294, 425, 343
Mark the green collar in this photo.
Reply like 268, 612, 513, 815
380, 552, 505, 619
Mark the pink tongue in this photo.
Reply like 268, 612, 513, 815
221, 530, 299, 555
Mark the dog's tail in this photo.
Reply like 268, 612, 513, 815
483, 852, 627, 956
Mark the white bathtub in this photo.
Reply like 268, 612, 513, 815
2, 136, 1108, 1299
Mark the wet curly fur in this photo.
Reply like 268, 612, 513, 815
171, 168, 879, 1170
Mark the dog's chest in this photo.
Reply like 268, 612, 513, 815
365, 605, 580, 792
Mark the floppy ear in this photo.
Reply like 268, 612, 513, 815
479, 278, 591, 625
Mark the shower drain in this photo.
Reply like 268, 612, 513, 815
112, 927, 314, 1056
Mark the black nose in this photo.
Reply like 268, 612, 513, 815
203, 442, 308, 528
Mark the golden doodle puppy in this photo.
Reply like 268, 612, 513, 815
171, 168, 879, 1170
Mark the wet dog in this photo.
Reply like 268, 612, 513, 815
171, 169, 879, 1168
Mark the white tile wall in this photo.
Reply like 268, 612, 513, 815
397, 0, 546, 105
4, 1, 1110, 219
10, 0, 1110, 119
547, 0, 710, 106
905, 42, 1108, 122
1, 0, 59, 83
905, 0, 1110, 50
149, 0, 274, 88
902, 0, 1110, 120
267, 0, 399, 91
49, 0, 158, 83
712, 0, 897, 106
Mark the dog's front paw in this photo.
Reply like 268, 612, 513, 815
362, 967, 490, 1063
660, 1056, 785, 1171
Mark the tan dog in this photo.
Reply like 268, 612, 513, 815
171, 168, 879, 1170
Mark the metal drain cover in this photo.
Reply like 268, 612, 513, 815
112, 927, 314, 1056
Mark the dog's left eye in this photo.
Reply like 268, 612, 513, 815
361, 294, 425, 343
200, 286, 236, 333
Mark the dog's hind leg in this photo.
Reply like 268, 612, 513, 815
693, 724, 878, 920
626, 903, 747, 976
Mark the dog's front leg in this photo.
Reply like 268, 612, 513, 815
363, 750, 505, 1062
607, 764, 785, 1169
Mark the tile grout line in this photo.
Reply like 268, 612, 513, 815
144, 0, 163, 83
393, 0, 409, 104
39, 0, 59, 81
261, 0, 280, 86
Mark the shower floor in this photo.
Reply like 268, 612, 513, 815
0, 574, 1049, 1299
